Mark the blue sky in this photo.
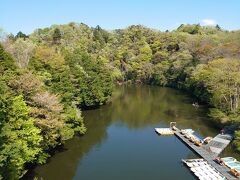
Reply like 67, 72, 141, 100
0, 0, 239, 34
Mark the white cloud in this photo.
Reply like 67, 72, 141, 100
201, 19, 217, 26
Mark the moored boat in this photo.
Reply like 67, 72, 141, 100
203, 137, 212, 144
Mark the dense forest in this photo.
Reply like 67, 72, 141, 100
0, 23, 240, 179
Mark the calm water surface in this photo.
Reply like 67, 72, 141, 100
26, 85, 239, 180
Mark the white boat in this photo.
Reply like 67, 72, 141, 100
183, 158, 226, 180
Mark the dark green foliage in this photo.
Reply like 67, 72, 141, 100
52, 28, 61, 45
215, 24, 221, 30
93, 25, 110, 46
0, 44, 17, 73
65, 49, 113, 107
15, 31, 28, 40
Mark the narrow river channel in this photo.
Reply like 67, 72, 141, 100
26, 85, 239, 180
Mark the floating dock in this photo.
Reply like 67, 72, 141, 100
174, 129, 237, 180
204, 134, 233, 157
155, 128, 174, 135
155, 122, 237, 179
182, 158, 226, 180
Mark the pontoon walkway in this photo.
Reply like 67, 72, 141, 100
174, 130, 237, 180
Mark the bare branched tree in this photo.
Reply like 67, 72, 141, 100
6, 38, 35, 68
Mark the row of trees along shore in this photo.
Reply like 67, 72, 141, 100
0, 23, 240, 179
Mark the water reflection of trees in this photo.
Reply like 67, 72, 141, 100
110, 85, 218, 137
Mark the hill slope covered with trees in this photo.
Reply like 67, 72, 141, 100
0, 23, 240, 179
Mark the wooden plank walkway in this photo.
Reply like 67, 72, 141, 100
174, 130, 237, 180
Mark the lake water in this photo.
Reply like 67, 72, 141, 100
26, 85, 239, 180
